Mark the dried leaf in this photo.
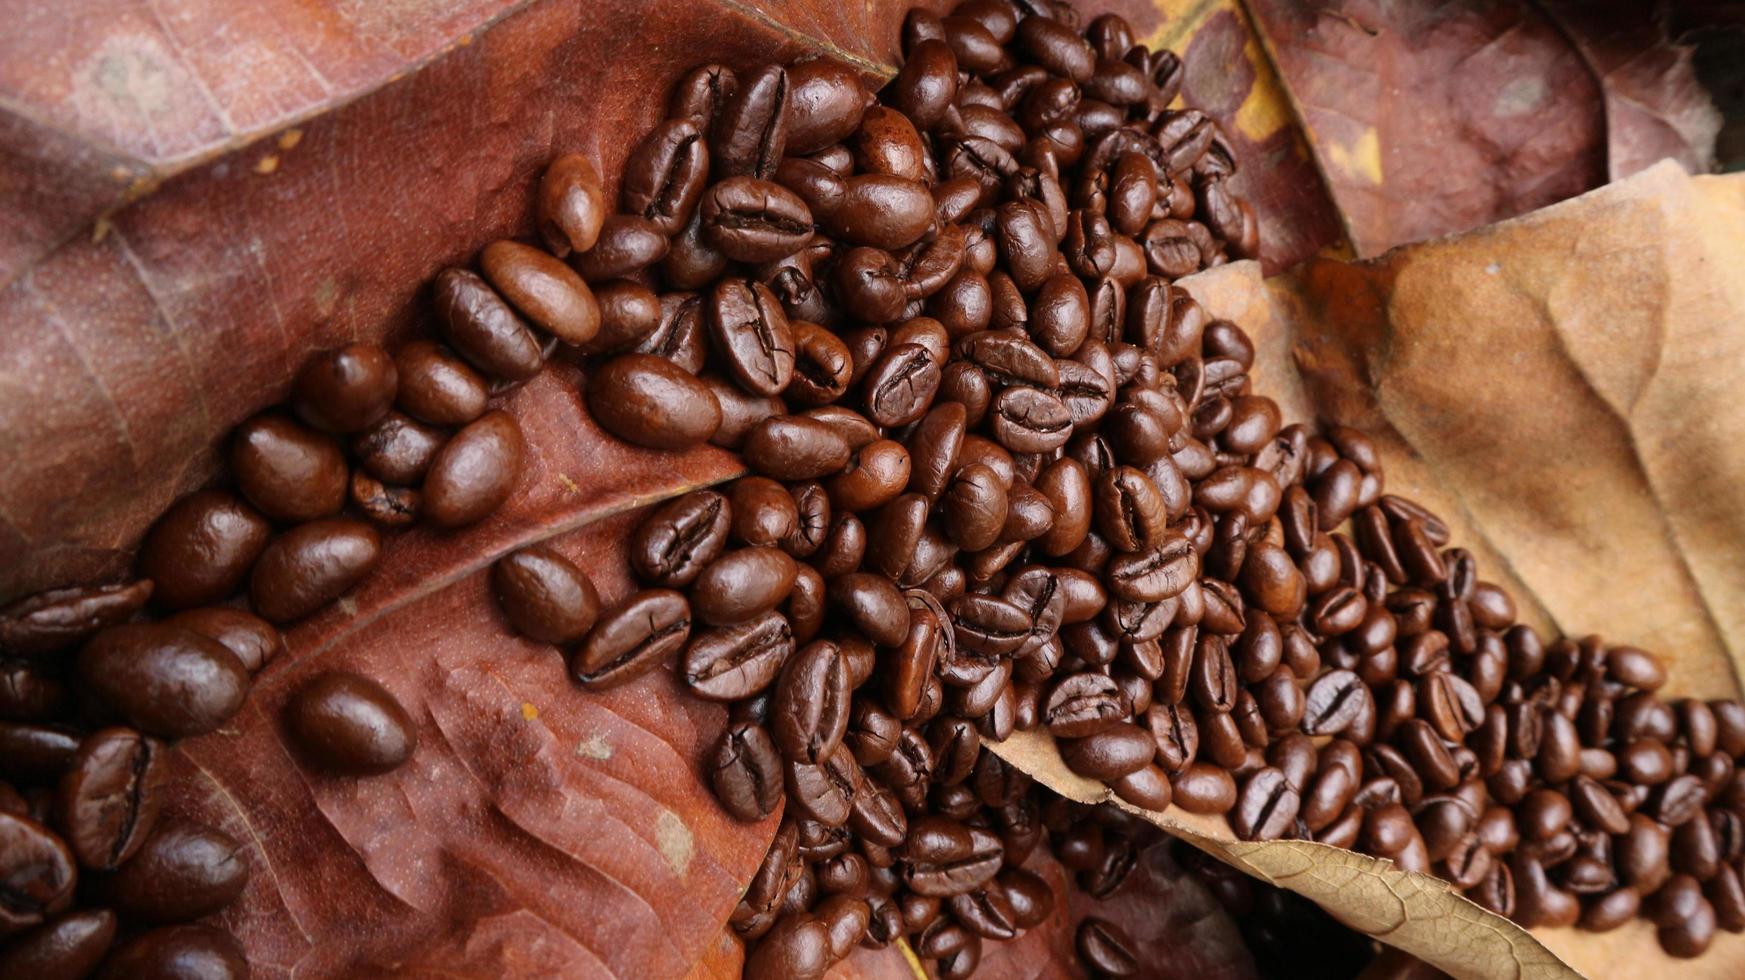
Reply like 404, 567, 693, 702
1535, 0, 1723, 181
1243, 0, 1609, 257
992, 163, 1745, 978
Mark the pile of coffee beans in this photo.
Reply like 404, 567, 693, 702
5, 0, 1744, 977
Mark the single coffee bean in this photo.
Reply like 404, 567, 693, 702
863, 343, 943, 428
711, 721, 784, 822
575, 215, 671, 281
87, 818, 247, 923
713, 64, 790, 179
709, 278, 797, 397
231, 413, 348, 523
491, 546, 600, 645
588, 352, 723, 450
94, 924, 247, 980
289, 343, 397, 438
422, 409, 524, 527
136, 490, 272, 610
77, 624, 248, 739
0, 812, 76, 933
0, 907, 115, 980
692, 547, 798, 626
249, 518, 382, 623
683, 612, 795, 703
701, 176, 814, 263
54, 727, 166, 870
1060, 723, 1154, 781
393, 340, 488, 426
285, 671, 416, 776
901, 815, 1003, 897
352, 411, 450, 486
432, 268, 546, 382
631, 490, 732, 588
622, 118, 709, 235
744, 415, 852, 480
572, 590, 692, 689
480, 239, 601, 345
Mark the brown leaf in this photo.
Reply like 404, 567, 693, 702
1535, 0, 1723, 181
1243, 0, 1609, 257
992, 163, 1745, 978
0, 0, 944, 601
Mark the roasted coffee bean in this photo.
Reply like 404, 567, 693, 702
787, 743, 862, 827
711, 721, 784, 822
481, 239, 601, 345
78, 624, 248, 739
829, 573, 911, 648
163, 608, 281, 675
683, 612, 795, 703
421, 410, 524, 527
1075, 915, 1137, 976
284, 671, 416, 776
0, 907, 116, 979
86, 816, 246, 923
291, 342, 398, 434
772, 640, 851, 764
864, 343, 943, 428
709, 278, 797, 396
589, 353, 722, 449
632, 490, 732, 588
901, 815, 1003, 897
572, 590, 692, 689
433, 268, 546, 382
1061, 723, 1154, 781
829, 175, 937, 251
53, 727, 166, 871
249, 517, 381, 623
491, 546, 600, 645
744, 415, 852, 480
137, 490, 271, 611
95, 924, 247, 980
231, 413, 348, 523
692, 548, 798, 626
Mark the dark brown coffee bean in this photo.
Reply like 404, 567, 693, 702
710, 721, 783, 822
78, 624, 248, 739
1303, 669, 1369, 736
588, 353, 722, 450
0, 724, 79, 785
771, 640, 851, 765
744, 415, 852, 481
787, 743, 862, 827
53, 727, 166, 871
481, 239, 600, 345
250, 517, 381, 623
432, 268, 546, 382
1654, 874, 1718, 957
901, 815, 1003, 897
828, 572, 911, 648
283, 671, 415, 776
709, 279, 797, 397
0, 907, 115, 980
491, 546, 599, 645
572, 589, 692, 689
1044, 673, 1126, 739
231, 413, 347, 523
94, 923, 247, 980
419, 409, 524, 527
699, 177, 815, 264
137, 491, 271, 611
693, 548, 798, 626
1233, 766, 1301, 841
89, 818, 247, 923
829, 175, 937, 251
631, 490, 732, 589
163, 608, 281, 675
683, 611, 794, 703
1061, 723, 1154, 781
828, 439, 912, 513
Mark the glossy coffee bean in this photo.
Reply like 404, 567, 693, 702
492, 546, 600, 644
249, 518, 381, 623
684, 612, 794, 702
481, 239, 600, 345
433, 268, 546, 382
572, 590, 692, 689
231, 413, 348, 522
711, 721, 784, 822
0, 907, 116, 980
588, 353, 722, 450
352, 411, 449, 485
78, 624, 248, 739
394, 340, 488, 425
0, 811, 75, 932
95, 924, 247, 980
291, 342, 398, 435
422, 410, 524, 527
137, 490, 271, 610
286, 671, 416, 776
89, 818, 247, 922
54, 726, 166, 870
631, 490, 732, 588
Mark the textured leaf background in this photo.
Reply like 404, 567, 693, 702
0, 0, 1733, 975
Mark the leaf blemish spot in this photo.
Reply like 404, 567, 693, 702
520, 701, 539, 720
576, 734, 611, 760
656, 810, 692, 877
